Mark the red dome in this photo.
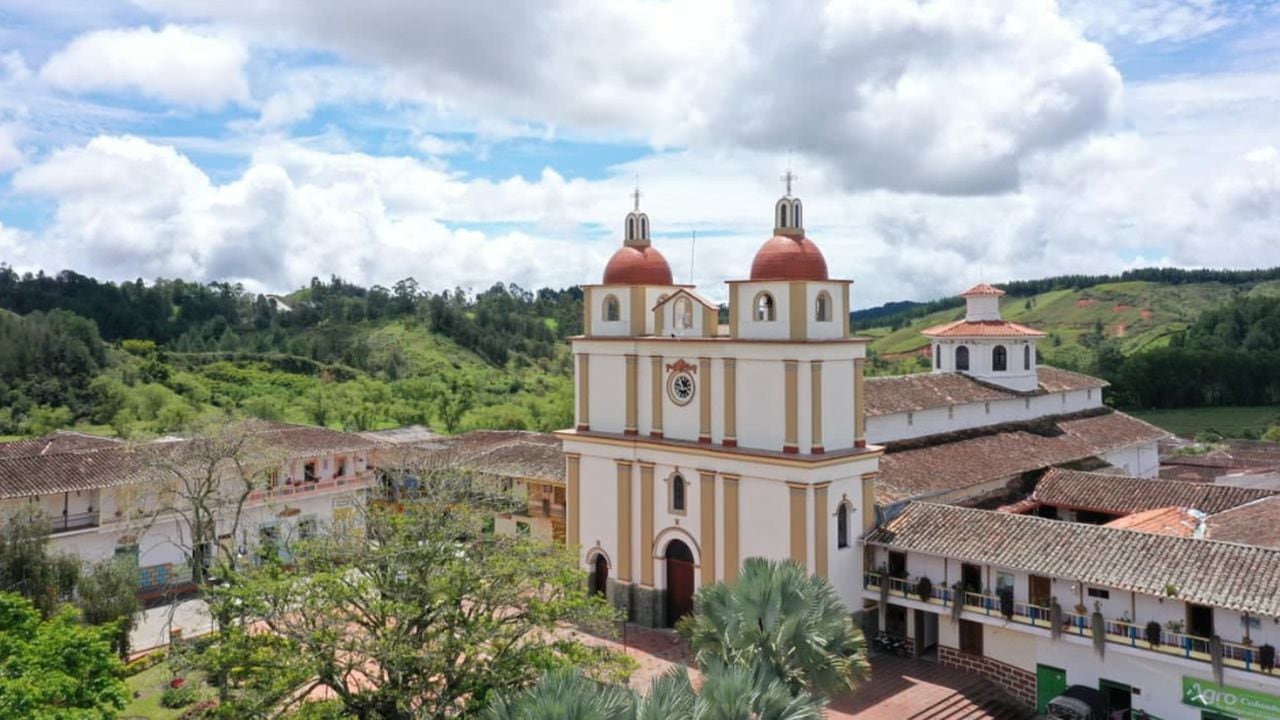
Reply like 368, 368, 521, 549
603, 245, 674, 285
749, 235, 828, 281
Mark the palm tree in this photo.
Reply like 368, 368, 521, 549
486, 664, 823, 720
678, 557, 870, 700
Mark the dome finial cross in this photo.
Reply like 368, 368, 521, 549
631, 176, 642, 211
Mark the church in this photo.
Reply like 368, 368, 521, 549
556, 179, 1164, 628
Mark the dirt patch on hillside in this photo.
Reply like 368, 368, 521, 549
1114, 323, 1127, 337
1140, 308, 1153, 320
1076, 298, 1097, 308
1113, 303, 1131, 313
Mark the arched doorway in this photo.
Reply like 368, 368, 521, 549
590, 554, 609, 597
665, 539, 695, 626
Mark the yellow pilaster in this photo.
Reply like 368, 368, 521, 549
699, 470, 717, 585
784, 360, 799, 453
566, 454, 581, 548
698, 356, 712, 442
789, 282, 806, 340
814, 482, 830, 578
650, 355, 663, 437
616, 460, 633, 582
810, 360, 823, 453
853, 358, 866, 447
640, 462, 655, 586
723, 474, 740, 583
788, 482, 808, 568
577, 353, 590, 431
625, 354, 638, 435
723, 358, 737, 446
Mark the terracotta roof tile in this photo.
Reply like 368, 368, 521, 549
1104, 506, 1202, 537
864, 367, 1107, 417
876, 411, 1168, 504
425, 430, 564, 483
920, 319, 1046, 338
1206, 496, 1280, 548
961, 283, 1006, 297
1033, 468, 1274, 515
868, 502, 1280, 617
0, 431, 122, 459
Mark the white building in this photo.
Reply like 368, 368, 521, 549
0, 423, 380, 596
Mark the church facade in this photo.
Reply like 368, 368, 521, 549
556, 184, 880, 626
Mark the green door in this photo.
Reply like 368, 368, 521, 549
1036, 664, 1067, 714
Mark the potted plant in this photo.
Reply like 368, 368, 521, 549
1260, 643, 1275, 673
1165, 620, 1185, 635
916, 576, 934, 603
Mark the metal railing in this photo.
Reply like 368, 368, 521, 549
50, 510, 100, 533
864, 572, 1265, 674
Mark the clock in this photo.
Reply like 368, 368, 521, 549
668, 371, 696, 406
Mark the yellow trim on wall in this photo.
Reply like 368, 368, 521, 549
810, 360, 823, 451
650, 355, 663, 436
723, 358, 737, 443
699, 470, 716, 585
841, 284, 851, 338
813, 482, 830, 578
616, 461, 633, 582
860, 472, 878, 534
723, 473, 740, 583
702, 305, 717, 337
788, 482, 808, 567
789, 282, 806, 341
584, 288, 594, 337
729, 284, 740, 338
629, 286, 646, 336
784, 360, 799, 452
566, 454, 581, 548
554, 432, 883, 470
698, 356, 712, 441
639, 462, 655, 586
625, 354, 638, 434
655, 302, 665, 336
577, 354, 590, 430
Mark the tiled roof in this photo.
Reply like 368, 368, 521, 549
1207, 497, 1280, 548
0, 431, 122, 459
1104, 507, 1202, 537
653, 287, 717, 311
920, 319, 1047, 338
876, 411, 1169, 504
412, 430, 564, 483
864, 367, 1106, 417
1033, 468, 1274, 515
961, 283, 1006, 297
0, 423, 380, 499
868, 502, 1280, 617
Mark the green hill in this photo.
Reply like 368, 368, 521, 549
858, 279, 1280, 374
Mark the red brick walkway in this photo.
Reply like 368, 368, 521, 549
828, 653, 1034, 719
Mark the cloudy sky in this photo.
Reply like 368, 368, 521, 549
1, 0, 1278, 308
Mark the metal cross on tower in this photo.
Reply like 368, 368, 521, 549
631, 177, 642, 211
781, 169, 797, 196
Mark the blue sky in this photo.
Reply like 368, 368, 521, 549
1, 0, 1279, 308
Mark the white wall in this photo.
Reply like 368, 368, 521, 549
734, 359, 786, 450
733, 281, 792, 340
1102, 441, 1160, 478
866, 388, 1100, 445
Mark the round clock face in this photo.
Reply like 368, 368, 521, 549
668, 372, 695, 406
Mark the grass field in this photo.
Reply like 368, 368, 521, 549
122, 662, 211, 720
1128, 406, 1280, 438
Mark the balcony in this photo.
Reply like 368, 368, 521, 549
50, 510, 100, 534
248, 473, 374, 503
864, 572, 1269, 676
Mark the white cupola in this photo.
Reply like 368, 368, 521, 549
921, 283, 1047, 392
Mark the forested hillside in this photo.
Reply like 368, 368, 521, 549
0, 267, 583, 438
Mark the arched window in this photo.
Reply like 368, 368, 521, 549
640, 216, 648, 238
604, 294, 620, 322
626, 217, 635, 240
671, 474, 686, 513
836, 501, 850, 549
755, 292, 776, 322
675, 297, 693, 330
815, 291, 832, 322
779, 203, 789, 227
993, 345, 1007, 372
955, 346, 970, 371
934, 345, 941, 370
793, 199, 802, 228
1024, 345, 1031, 370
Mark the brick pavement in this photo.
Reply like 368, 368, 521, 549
827, 652, 1035, 720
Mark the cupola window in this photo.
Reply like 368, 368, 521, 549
815, 291, 832, 322
934, 346, 941, 369
1024, 345, 1031, 370
754, 292, 776, 322
956, 346, 970, 371
837, 501, 851, 549
604, 294, 620, 322
993, 345, 1007, 372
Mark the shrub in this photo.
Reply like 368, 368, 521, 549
122, 651, 165, 677
179, 699, 219, 719
160, 683, 198, 709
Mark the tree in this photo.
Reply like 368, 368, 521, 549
137, 418, 284, 587
679, 558, 870, 701
75, 559, 141, 659
0, 592, 128, 719
182, 487, 625, 719
486, 664, 824, 720
0, 506, 80, 618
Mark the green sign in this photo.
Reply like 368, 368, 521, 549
1183, 676, 1280, 720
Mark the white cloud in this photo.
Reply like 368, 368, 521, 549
40, 25, 249, 108
1061, 0, 1241, 45
0, 124, 24, 171
140, 0, 1120, 194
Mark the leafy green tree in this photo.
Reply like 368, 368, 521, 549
0, 592, 128, 719
679, 558, 870, 701
183, 485, 624, 719
75, 559, 141, 659
1264, 426, 1280, 443
0, 506, 80, 618
20, 405, 73, 435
